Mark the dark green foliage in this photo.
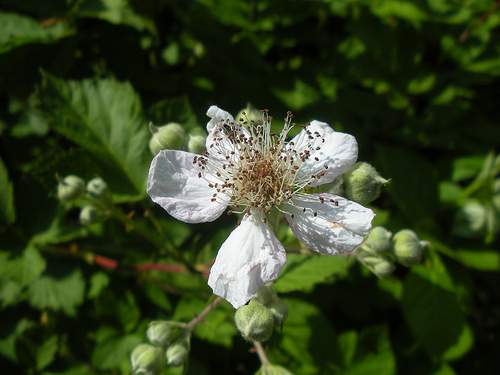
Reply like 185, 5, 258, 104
1, 1, 500, 374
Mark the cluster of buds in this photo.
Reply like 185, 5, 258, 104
148, 121, 209, 156
234, 284, 288, 342
131, 321, 191, 375
356, 226, 430, 277
56, 175, 109, 225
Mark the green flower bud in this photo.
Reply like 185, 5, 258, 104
344, 162, 390, 205
254, 284, 278, 306
149, 122, 186, 155
146, 321, 187, 347
392, 229, 428, 267
359, 255, 395, 278
317, 175, 344, 196
186, 130, 206, 154
268, 300, 288, 326
79, 205, 100, 225
256, 364, 295, 375
130, 343, 164, 375
235, 300, 274, 342
86, 177, 108, 199
363, 226, 393, 254
165, 337, 190, 367
57, 175, 85, 202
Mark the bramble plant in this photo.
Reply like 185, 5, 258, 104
1, 1, 500, 374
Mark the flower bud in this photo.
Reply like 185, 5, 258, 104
254, 284, 278, 306
86, 177, 108, 199
268, 300, 288, 326
130, 343, 164, 375
317, 176, 344, 196
57, 175, 85, 202
79, 205, 100, 225
165, 337, 190, 367
359, 255, 395, 278
146, 321, 187, 347
343, 162, 390, 205
392, 229, 428, 266
363, 226, 393, 254
235, 300, 274, 342
149, 122, 186, 155
186, 130, 206, 154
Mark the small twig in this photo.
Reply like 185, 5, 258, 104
186, 297, 223, 331
254, 342, 270, 367
459, 0, 500, 43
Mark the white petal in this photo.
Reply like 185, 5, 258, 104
205, 105, 250, 163
208, 212, 287, 309
291, 120, 358, 187
147, 149, 227, 223
285, 194, 375, 255
206, 105, 235, 134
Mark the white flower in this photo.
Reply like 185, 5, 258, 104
147, 106, 375, 308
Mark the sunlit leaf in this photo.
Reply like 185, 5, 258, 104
35, 72, 151, 201
275, 253, 350, 293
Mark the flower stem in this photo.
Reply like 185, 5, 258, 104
186, 296, 223, 331
254, 342, 270, 367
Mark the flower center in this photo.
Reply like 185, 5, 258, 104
195, 110, 328, 216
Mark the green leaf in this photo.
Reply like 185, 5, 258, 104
0, 12, 71, 54
36, 335, 59, 370
34, 72, 151, 201
87, 271, 110, 299
376, 145, 439, 223
94, 289, 140, 332
91, 326, 143, 371
272, 79, 320, 110
402, 251, 466, 357
0, 317, 33, 362
337, 326, 396, 375
28, 265, 85, 316
274, 253, 349, 293
454, 249, 500, 271
269, 298, 338, 375
0, 244, 46, 288
72, 0, 157, 35
0, 156, 15, 230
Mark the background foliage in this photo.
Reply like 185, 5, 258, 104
1, 0, 500, 374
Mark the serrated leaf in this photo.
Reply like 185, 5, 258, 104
22, 245, 47, 286
28, 265, 85, 316
34, 72, 150, 201
0, 245, 46, 288
0, 156, 15, 230
274, 253, 349, 293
